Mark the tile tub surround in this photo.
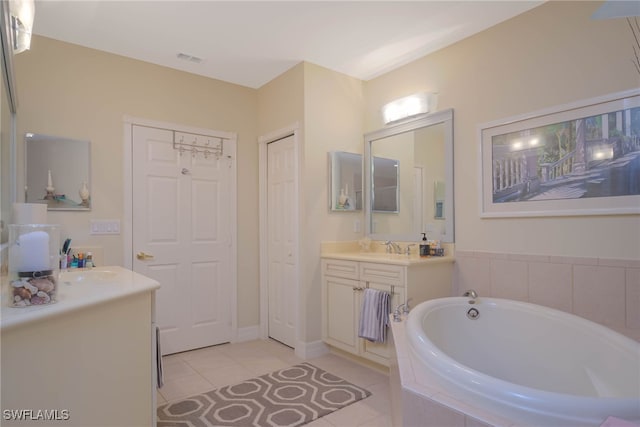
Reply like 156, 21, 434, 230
389, 317, 513, 427
453, 251, 640, 342
390, 305, 640, 427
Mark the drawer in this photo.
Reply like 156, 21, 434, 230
322, 259, 359, 280
360, 262, 404, 286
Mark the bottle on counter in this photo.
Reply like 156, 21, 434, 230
419, 233, 430, 257
85, 252, 94, 268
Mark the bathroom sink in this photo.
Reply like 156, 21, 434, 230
338, 252, 419, 261
360, 252, 406, 258
321, 251, 449, 265
60, 269, 119, 283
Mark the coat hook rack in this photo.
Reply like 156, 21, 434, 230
173, 131, 229, 159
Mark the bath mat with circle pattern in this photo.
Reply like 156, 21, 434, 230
157, 362, 371, 427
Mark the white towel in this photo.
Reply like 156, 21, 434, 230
358, 288, 390, 343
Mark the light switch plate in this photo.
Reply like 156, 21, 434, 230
90, 220, 121, 235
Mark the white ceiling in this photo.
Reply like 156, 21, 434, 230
32, 1, 544, 89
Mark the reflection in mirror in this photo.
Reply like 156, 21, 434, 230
0, 71, 13, 244
25, 133, 91, 211
434, 180, 445, 219
372, 156, 398, 212
364, 109, 454, 242
329, 151, 362, 211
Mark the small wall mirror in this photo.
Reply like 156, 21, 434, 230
364, 109, 454, 242
25, 133, 91, 211
329, 151, 362, 211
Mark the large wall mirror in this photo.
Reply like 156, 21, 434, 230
25, 133, 91, 211
364, 109, 454, 242
0, 0, 19, 244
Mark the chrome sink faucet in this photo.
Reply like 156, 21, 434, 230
384, 240, 402, 254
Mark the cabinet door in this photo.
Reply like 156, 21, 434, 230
323, 276, 361, 354
362, 281, 405, 364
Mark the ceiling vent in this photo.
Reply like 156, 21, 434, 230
176, 53, 203, 64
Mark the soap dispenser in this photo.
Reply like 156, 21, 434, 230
420, 233, 430, 257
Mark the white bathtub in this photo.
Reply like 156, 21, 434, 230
405, 297, 640, 426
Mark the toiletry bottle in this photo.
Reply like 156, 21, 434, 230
77, 252, 84, 268
420, 233, 430, 257
85, 252, 94, 268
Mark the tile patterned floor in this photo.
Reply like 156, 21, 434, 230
158, 339, 392, 427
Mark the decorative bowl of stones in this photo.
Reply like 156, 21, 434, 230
10, 271, 57, 307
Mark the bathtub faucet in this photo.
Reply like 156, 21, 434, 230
393, 299, 413, 322
393, 303, 406, 322
463, 289, 478, 303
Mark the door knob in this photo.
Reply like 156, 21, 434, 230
137, 251, 155, 260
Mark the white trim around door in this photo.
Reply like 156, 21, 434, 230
258, 123, 303, 356
123, 115, 238, 342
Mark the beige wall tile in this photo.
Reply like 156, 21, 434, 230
402, 390, 466, 427
528, 262, 572, 313
626, 269, 640, 329
454, 256, 491, 298
573, 265, 626, 328
490, 259, 527, 301
453, 251, 638, 341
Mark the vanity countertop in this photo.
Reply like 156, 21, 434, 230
321, 251, 454, 266
1, 266, 160, 331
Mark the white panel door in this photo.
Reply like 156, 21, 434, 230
267, 135, 297, 348
132, 125, 232, 355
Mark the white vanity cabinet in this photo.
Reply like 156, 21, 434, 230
321, 255, 452, 366
1, 267, 159, 427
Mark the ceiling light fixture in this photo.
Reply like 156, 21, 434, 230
382, 92, 430, 125
9, 0, 34, 53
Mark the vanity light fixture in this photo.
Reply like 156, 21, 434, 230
9, 0, 34, 53
382, 92, 430, 125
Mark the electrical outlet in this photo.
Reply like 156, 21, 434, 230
90, 220, 121, 235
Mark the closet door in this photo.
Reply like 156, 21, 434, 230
132, 125, 233, 355
266, 135, 298, 348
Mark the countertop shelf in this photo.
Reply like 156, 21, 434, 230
1, 266, 160, 331
321, 251, 454, 266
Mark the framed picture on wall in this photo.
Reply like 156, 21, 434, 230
479, 88, 640, 217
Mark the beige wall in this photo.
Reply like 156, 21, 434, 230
14, 35, 260, 328
365, 1, 640, 260
303, 63, 364, 342
257, 62, 364, 342
9, 0, 639, 344
256, 63, 305, 333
